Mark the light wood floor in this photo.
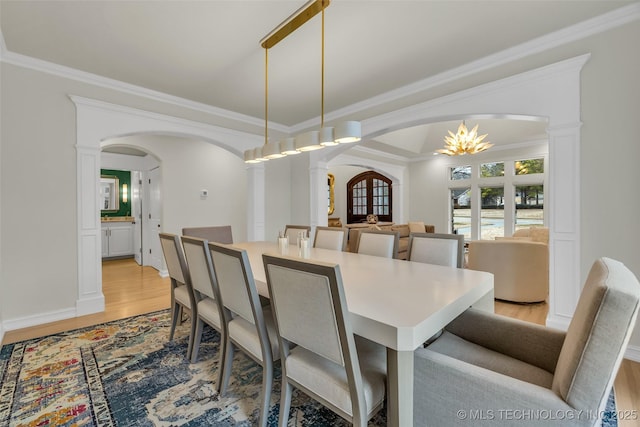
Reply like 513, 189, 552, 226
3, 258, 639, 426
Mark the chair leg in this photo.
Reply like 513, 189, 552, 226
186, 311, 197, 359
177, 305, 184, 325
215, 329, 227, 395
190, 318, 204, 363
220, 340, 235, 396
257, 362, 273, 427
278, 379, 292, 427
169, 302, 180, 341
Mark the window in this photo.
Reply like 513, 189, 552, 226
447, 156, 545, 239
480, 162, 504, 177
347, 171, 392, 224
451, 188, 471, 239
515, 184, 544, 231
515, 158, 544, 175
450, 165, 471, 180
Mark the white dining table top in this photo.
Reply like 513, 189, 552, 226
233, 241, 494, 352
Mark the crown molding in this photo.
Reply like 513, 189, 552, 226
2, 2, 638, 133
1, 47, 289, 134
293, 2, 640, 131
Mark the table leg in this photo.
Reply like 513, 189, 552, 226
386, 348, 414, 427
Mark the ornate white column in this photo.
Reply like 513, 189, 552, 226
75, 126, 105, 316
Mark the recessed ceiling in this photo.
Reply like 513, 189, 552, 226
367, 118, 548, 158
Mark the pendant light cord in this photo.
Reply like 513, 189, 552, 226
264, 48, 269, 146
321, 8, 325, 128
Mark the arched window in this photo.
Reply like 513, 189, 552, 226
347, 171, 392, 224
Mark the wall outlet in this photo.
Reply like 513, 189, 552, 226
200, 189, 208, 198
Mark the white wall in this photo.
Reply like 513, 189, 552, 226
577, 22, 640, 352
264, 156, 293, 241
112, 134, 248, 242
0, 62, 257, 328
1, 64, 79, 323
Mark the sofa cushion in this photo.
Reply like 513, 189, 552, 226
391, 224, 410, 238
408, 221, 426, 233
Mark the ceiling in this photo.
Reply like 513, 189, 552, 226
1, 0, 634, 158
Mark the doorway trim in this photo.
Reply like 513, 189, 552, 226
71, 95, 261, 315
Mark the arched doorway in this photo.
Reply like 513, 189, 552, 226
71, 96, 260, 316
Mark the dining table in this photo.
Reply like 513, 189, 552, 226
233, 240, 494, 427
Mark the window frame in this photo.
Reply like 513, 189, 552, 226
446, 156, 546, 240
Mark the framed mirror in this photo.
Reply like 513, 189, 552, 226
328, 173, 335, 215
100, 175, 120, 212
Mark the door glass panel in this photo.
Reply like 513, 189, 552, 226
353, 180, 367, 215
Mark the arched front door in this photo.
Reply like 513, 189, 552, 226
346, 171, 392, 224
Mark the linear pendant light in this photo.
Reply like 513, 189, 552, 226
280, 137, 300, 155
244, 0, 361, 164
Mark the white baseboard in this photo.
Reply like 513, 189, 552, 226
158, 269, 169, 278
2, 307, 77, 332
76, 295, 105, 317
0, 322, 5, 345
624, 344, 640, 363
546, 313, 571, 331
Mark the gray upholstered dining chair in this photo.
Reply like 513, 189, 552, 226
182, 225, 233, 244
284, 224, 311, 245
208, 242, 280, 427
413, 257, 640, 427
180, 236, 226, 381
313, 226, 348, 251
159, 233, 197, 358
355, 229, 399, 259
407, 232, 465, 268
262, 253, 387, 427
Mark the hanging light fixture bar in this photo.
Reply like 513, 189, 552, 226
260, 0, 330, 49
245, 0, 361, 163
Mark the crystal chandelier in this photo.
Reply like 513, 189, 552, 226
436, 121, 493, 156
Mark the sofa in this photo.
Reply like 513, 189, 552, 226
510, 226, 549, 244
346, 221, 435, 259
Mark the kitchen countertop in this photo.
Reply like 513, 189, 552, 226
101, 216, 135, 223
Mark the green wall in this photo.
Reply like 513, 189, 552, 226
100, 169, 131, 217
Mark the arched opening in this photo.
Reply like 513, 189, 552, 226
317, 55, 589, 330
72, 96, 258, 317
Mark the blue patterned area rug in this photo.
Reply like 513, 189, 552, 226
0, 310, 617, 426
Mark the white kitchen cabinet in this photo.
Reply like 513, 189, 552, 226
102, 220, 135, 258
